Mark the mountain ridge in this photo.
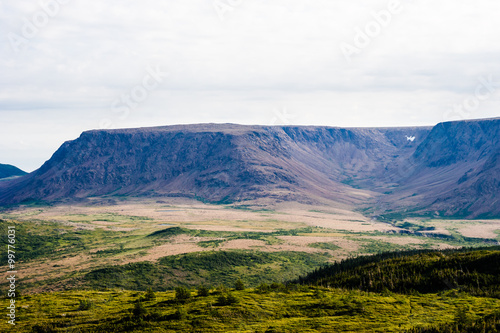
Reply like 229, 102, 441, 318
0, 118, 498, 218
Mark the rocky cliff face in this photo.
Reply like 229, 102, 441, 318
0, 119, 498, 218
373, 118, 500, 218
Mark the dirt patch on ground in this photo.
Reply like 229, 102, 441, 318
429, 243, 459, 250
11, 254, 96, 285
220, 239, 267, 250
4, 198, 397, 234
277, 236, 361, 253
184, 225, 272, 233
457, 221, 500, 239
129, 234, 209, 262
420, 228, 452, 236
359, 236, 427, 246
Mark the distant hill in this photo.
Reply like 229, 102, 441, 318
0, 123, 431, 208
0, 118, 498, 218
0, 163, 27, 179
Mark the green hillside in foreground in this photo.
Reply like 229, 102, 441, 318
1, 285, 499, 332
0, 247, 499, 332
297, 247, 500, 297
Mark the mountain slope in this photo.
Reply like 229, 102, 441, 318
0, 163, 27, 179
0, 119, 498, 218
373, 118, 500, 218
0, 124, 428, 207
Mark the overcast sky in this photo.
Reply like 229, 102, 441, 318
1, 0, 500, 172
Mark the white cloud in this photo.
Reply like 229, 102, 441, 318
1, 0, 500, 171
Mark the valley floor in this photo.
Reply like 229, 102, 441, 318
0, 198, 499, 332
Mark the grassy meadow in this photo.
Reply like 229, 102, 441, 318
2, 284, 500, 332
0, 199, 499, 331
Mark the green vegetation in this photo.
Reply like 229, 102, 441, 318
349, 237, 411, 254
0, 219, 88, 261
148, 226, 190, 238
297, 247, 500, 297
2, 206, 500, 332
148, 226, 326, 244
216, 291, 239, 306
0, 238, 499, 332
407, 309, 500, 332
197, 239, 225, 248
81, 250, 331, 291
1, 214, 497, 298
0, 219, 142, 264
397, 221, 436, 232
197, 285, 210, 297
308, 242, 341, 251
83, 262, 166, 291
1, 285, 499, 332
174, 287, 191, 302
132, 300, 148, 319
235, 279, 245, 291
77, 299, 94, 311
65, 212, 154, 224
144, 288, 156, 301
